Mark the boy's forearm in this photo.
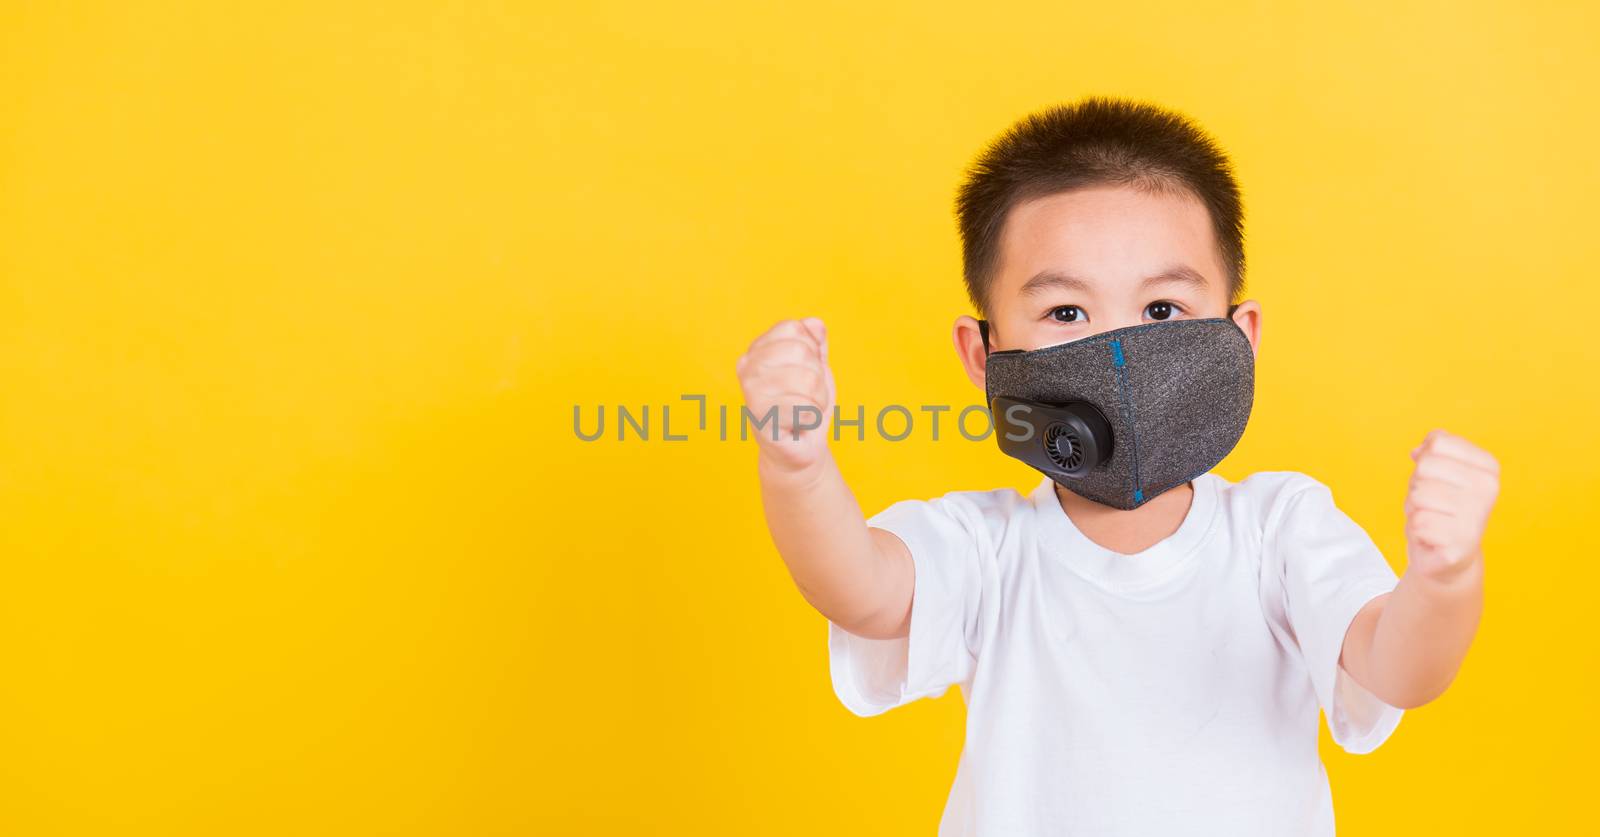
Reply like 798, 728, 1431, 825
1343, 554, 1484, 709
1343, 429, 1497, 709
758, 450, 911, 638
737, 318, 915, 640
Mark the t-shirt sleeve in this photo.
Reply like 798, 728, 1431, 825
1269, 477, 1405, 754
826, 495, 990, 718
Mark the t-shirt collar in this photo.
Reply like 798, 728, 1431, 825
1030, 473, 1221, 596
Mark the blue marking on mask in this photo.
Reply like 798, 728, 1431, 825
1109, 339, 1143, 504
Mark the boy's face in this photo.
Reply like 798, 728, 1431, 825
954, 184, 1262, 389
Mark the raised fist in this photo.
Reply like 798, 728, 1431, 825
1404, 428, 1500, 581
736, 317, 836, 474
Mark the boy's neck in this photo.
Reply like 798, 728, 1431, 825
1052, 480, 1195, 556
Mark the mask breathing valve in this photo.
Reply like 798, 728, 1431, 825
991, 396, 1114, 478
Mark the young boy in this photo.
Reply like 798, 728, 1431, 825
736, 97, 1499, 836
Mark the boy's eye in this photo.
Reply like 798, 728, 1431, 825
1048, 305, 1085, 324
1145, 301, 1180, 321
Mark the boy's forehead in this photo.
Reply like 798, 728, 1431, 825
992, 184, 1226, 299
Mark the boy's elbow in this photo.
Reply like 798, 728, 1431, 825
796, 534, 915, 640
1378, 690, 1433, 711
807, 594, 909, 640
1371, 673, 1458, 710
805, 585, 910, 640
838, 604, 910, 640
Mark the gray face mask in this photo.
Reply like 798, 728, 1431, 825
979, 310, 1254, 510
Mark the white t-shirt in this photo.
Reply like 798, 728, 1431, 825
827, 470, 1403, 837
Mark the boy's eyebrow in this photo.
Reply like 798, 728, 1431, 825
1019, 270, 1094, 296
1140, 265, 1210, 294
1019, 265, 1210, 296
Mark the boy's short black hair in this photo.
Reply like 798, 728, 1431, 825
955, 96, 1246, 316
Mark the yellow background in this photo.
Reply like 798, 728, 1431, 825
2, 1, 1596, 834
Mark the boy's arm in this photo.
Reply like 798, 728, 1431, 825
737, 318, 915, 641
1339, 429, 1499, 709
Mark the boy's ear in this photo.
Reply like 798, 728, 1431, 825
1229, 299, 1264, 357
953, 315, 989, 390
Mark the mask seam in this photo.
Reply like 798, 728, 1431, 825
1109, 338, 1143, 506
